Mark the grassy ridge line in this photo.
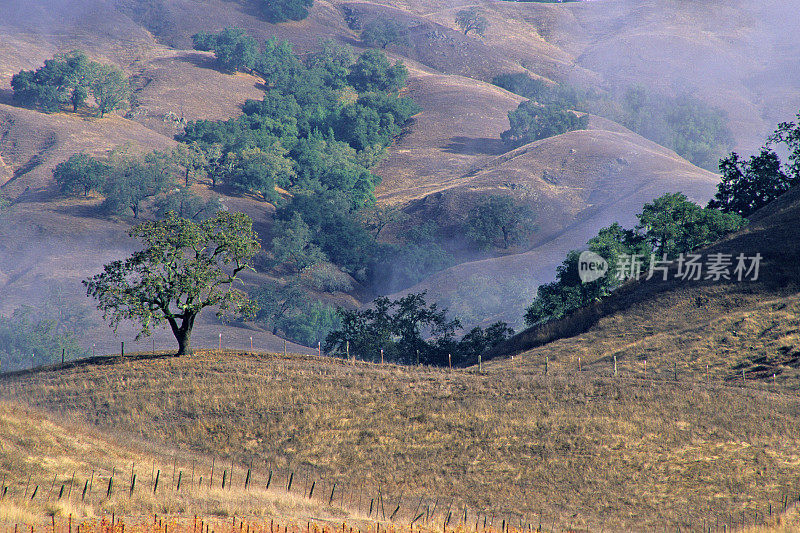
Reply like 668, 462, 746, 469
3, 352, 800, 531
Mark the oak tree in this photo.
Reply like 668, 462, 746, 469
84, 211, 261, 355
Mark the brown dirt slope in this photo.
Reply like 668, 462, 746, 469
385, 118, 719, 326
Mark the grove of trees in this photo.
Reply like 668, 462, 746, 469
11, 50, 131, 117
710, 113, 800, 217
324, 291, 514, 365
501, 102, 589, 147
465, 195, 536, 249
360, 19, 408, 49
524, 193, 745, 326
258, 0, 313, 23
184, 29, 427, 289
54, 146, 223, 220
493, 73, 734, 170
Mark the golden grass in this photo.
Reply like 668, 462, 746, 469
2, 352, 800, 531
0, 403, 362, 527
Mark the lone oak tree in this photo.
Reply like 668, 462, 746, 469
84, 211, 261, 355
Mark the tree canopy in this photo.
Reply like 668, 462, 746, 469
360, 19, 408, 49
465, 195, 536, 249
524, 193, 745, 326
84, 211, 261, 355
324, 291, 513, 366
502, 102, 589, 146
493, 75, 735, 171
258, 0, 313, 23
455, 8, 489, 36
710, 114, 800, 217
11, 50, 130, 117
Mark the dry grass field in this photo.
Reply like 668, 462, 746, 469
0, 401, 372, 527
2, 351, 800, 531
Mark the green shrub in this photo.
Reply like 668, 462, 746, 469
501, 102, 588, 146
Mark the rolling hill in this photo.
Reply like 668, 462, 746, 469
486, 178, 800, 388
0, 0, 797, 350
2, 350, 800, 531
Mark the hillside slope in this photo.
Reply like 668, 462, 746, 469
0, 0, 797, 353
487, 186, 800, 387
2, 351, 800, 531
0, 401, 361, 525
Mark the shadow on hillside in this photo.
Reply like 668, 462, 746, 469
443, 137, 508, 156
177, 52, 228, 74
54, 202, 104, 218
0, 89, 13, 106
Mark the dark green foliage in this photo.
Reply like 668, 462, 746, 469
11, 50, 129, 117
502, 102, 589, 146
360, 19, 408, 49
258, 0, 313, 23
325, 291, 460, 365
711, 150, 793, 218
182, 30, 417, 280
70, 85, 88, 112
91, 65, 131, 117
101, 149, 172, 218
193, 27, 259, 72
275, 193, 377, 274
455, 7, 489, 36
492, 73, 580, 108
772, 113, 800, 179
454, 322, 514, 363
347, 49, 408, 93
710, 114, 800, 217
179, 31, 418, 278
325, 291, 511, 366
638, 193, 745, 258
153, 188, 222, 221
493, 75, 735, 171
0, 306, 88, 372
524, 250, 608, 326
53, 152, 108, 196
524, 194, 745, 326
271, 213, 328, 271
291, 133, 380, 207
465, 195, 536, 249
373, 223, 454, 291
599, 87, 733, 171
191, 31, 217, 51
226, 147, 294, 201
281, 301, 340, 346
305, 40, 354, 90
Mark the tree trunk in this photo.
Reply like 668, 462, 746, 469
169, 313, 197, 355
175, 327, 192, 355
